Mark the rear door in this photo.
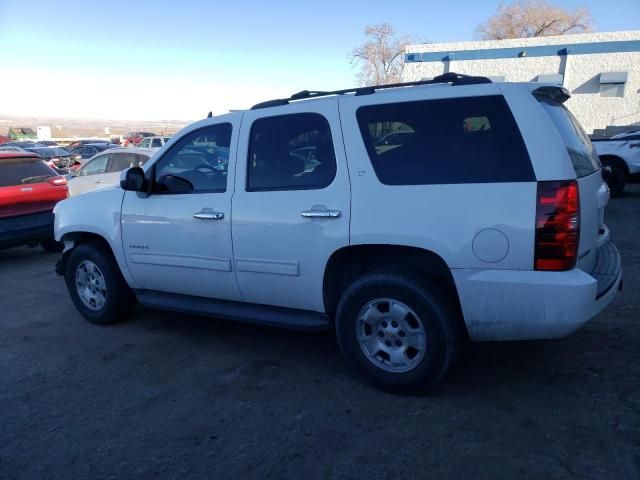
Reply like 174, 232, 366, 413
537, 96, 605, 272
232, 103, 350, 312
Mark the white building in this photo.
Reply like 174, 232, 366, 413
403, 31, 640, 135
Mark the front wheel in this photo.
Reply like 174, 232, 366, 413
335, 272, 462, 393
64, 241, 136, 325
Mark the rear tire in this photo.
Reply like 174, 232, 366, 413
335, 272, 462, 393
606, 165, 626, 198
64, 241, 136, 325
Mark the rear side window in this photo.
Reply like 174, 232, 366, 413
357, 95, 534, 185
0, 159, 55, 187
537, 96, 600, 177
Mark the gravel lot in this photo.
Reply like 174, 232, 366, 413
1, 186, 638, 480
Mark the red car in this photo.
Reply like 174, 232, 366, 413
122, 131, 155, 147
0, 152, 69, 252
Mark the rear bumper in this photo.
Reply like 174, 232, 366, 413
0, 211, 54, 250
453, 241, 622, 341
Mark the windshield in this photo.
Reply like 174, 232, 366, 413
537, 96, 600, 177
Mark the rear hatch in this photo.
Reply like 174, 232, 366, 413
536, 94, 607, 273
0, 157, 69, 218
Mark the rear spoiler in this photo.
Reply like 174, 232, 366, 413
533, 85, 571, 103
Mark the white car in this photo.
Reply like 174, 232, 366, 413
68, 148, 153, 196
137, 136, 171, 149
593, 129, 640, 197
53, 73, 621, 392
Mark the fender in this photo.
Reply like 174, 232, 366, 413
53, 187, 139, 288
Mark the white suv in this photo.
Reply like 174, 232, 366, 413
53, 73, 622, 392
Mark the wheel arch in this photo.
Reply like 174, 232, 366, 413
323, 244, 463, 322
56, 231, 127, 282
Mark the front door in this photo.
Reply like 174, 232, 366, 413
232, 103, 350, 312
121, 121, 241, 301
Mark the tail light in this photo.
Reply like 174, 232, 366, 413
47, 176, 68, 187
534, 180, 580, 271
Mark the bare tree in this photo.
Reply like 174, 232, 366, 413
351, 23, 414, 86
477, 0, 593, 40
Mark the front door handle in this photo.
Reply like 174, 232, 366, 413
301, 208, 341, 218
193, 210, 224, 220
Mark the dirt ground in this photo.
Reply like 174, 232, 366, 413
1, 186, 638, 480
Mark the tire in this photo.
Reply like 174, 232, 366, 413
606, 165, 626, 198
64, 241, 136, 325
40, 237, 63, 253
335, 272, 462, 393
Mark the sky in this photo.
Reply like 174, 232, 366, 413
0, 0, 638, 121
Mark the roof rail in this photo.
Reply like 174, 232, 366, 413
250, 72, 492, 110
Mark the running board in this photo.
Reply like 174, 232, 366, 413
134, 290, 332, 331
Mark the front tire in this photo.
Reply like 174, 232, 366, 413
335, 272, 462, 393
64, 241, 136, 325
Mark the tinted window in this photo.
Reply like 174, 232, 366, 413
80, 155, 109, 176
247, 113, 336, 191
154, 124, 231, 193
151, 138, 162, 147
0, 159, 56, 187
357, 95, 534, 185
537, 96, 600, 177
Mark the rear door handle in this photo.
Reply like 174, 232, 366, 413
301, 209, 341, 218
193, 210, 224, 220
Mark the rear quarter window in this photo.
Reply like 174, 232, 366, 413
356, 95, 534, 185
537, 96, 600, 177
0, 159, 56, 187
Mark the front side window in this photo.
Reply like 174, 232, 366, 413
153, 123, 232, 193
80, 154, 109, 176
247, 113, 336, 191
357, 95, 534, 185
151, 138, 162, 147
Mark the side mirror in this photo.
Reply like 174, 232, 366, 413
120, 167, 146, 191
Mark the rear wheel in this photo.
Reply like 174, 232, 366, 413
606, 165, 626, 198
335, 272, 462, 393
64, 241, 136, 325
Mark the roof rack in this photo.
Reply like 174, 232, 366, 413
251, 72, 492, 110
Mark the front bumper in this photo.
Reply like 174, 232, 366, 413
453, 241, 622, 341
